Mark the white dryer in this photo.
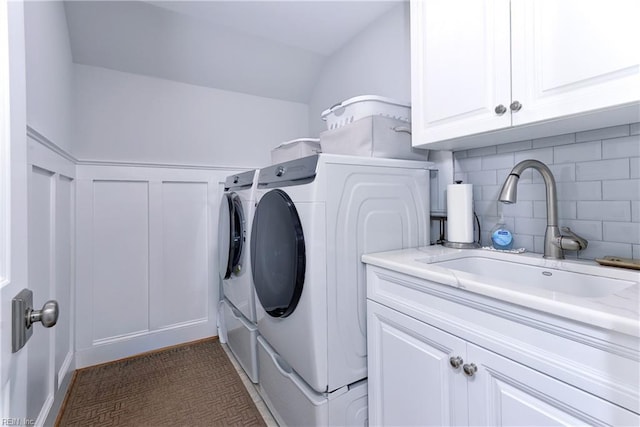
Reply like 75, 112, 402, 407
250, 154, 432, 425
218, 169, 259, 383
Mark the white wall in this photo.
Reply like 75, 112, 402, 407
73, 64, 310, 168
308, 2, 411, 136
24, 1, 73, 152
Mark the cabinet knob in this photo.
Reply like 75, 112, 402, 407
510, 101, 523, 112
462, 363, 478, 377
494, 104, 507, 115
449, 356, 464, 369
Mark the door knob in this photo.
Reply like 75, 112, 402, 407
494, 104, 507, 115
28, 300, 59, 328
509, 101, 522, 112
12, 289, 59, 352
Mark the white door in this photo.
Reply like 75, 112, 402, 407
0, 0, 30, 422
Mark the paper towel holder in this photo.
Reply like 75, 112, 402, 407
442, 211, 481, 249
442, 240, 481, 249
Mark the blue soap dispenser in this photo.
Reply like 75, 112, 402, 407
490, 213, 513, 250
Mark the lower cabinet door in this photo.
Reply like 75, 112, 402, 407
367, 301, 468, 426
466, 343, 639, 426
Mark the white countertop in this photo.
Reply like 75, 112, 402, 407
362, 246, 640, 338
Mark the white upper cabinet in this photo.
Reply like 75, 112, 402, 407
410, 0, 640, 150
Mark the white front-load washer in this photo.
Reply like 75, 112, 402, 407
218, 169, 259, 383
250, 154, 432, 425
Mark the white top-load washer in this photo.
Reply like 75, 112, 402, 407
250, 154, 432, 403
218, 169, 260, 383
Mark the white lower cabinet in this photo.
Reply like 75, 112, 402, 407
366, 266, 640, 426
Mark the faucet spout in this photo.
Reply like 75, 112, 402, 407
499, 159, 586, 259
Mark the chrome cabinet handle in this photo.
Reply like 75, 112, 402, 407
28, 300, 59, 328
449, 356, 464, 369
275, 166, 286, 177
510, 101, 522, 112
462, 363, 478, 377
494, 104, 507, 115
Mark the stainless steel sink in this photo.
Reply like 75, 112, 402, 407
430, 256, 636, 298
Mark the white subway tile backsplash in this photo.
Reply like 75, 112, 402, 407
501, 200, 533, 218
534, 201, 577, 220
474, 200, 498, 217
577, 241, 633, 260
514, 217, 548, 236
512, 183, 547, 201
453, 124, 637, 260
532, 133, 575, 149
602, 135, 640, 159
514, 147, 554, 164
453, 151, 468, 160
533, 236, 546, 254
576, 124, 629, 143
512, 234, 534, 252
531, 163, 575, 183
481, 185, 501, 201
481, 153, 515, 170
497, 140, 532, 153
631, 157, 640, 179
603, 222, 640, 244
554, 141, 601, 164
455, 156, 482, 172
467, 170, 497, 185
575, 159, 629, 181
453, 172, 468, 184
561, 219, 603, 241
467, 145, 497, 158
556, 181, 602, 201
577, 201, 631, 222
602, 179, 640, 201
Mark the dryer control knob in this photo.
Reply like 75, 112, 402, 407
275, 166, 286, 177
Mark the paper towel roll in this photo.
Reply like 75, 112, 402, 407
446, 183, 474, 243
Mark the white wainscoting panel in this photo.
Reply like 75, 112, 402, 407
151, 182, 209, 329
92, 180, 150, 342
75, 165, 231, 368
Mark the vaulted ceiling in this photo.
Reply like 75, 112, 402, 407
64, 1, 400, 103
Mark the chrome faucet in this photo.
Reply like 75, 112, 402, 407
498, 159, 588, 259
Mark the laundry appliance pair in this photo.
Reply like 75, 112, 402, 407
249, 154, 433, 426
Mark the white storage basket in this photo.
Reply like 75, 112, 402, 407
321, 95, 411, 130
271, 138, 321, 164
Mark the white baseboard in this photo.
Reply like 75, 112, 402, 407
75, 320, 216, 369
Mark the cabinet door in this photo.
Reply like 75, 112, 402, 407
410, 0, 511, 146
367, 301, 468, 426
511, 0, 640, 126
466, 343, 639, 426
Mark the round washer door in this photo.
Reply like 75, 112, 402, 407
218, 192, 245, 280
251, 189, 305, 318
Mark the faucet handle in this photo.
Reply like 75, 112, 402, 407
558, 227, 588, 251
